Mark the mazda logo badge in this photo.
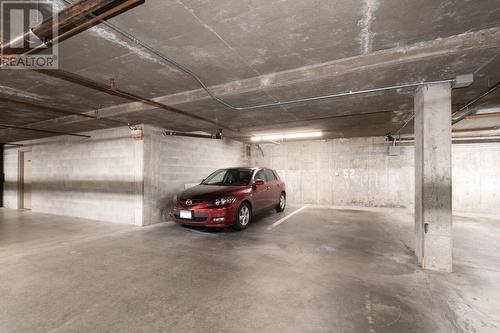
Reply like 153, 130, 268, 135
185, 199, 193, 206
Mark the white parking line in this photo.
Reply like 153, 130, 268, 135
267, 205, 308, 230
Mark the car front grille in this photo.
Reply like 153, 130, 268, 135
178, 198, 205, 207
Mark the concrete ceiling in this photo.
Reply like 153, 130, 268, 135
1, 0, 500, 143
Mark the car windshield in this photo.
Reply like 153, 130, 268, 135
201, 169, 252, 186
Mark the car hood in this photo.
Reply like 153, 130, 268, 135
180, 184, 244, 199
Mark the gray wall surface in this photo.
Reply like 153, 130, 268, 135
4, 127, 497, 225
251, 137, 500, 215
143, 125, 248, 225
3, 127, 144, 225
452, 142, 500, 214
3, 146, 20, 209
2, 125, 248, 226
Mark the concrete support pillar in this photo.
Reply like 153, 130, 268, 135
414, 83, 452, 272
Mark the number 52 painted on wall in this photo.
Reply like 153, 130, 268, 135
343, 169, 355, 178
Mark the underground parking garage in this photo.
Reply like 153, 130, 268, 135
1, 0, 500, 332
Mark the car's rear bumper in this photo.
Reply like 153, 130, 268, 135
170, 204, 238, 227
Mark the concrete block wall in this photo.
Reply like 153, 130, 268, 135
251, 137, 413, 207
3, 146, 20, 208
142, 125, 248, 225
452, 142, 500, 214
4, 126, 497, 224
3, 127, 144, 225
2, 125, 247, 226
251, 137, 500, 215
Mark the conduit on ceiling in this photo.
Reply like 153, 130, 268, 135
0, 124, 91, 138
398, 136, 500, 144
61, 0, 473, 113
0, 0, 147, 140
452, 80, 500, 124
0, 95, 130, 127
392, 79, 500, 136
35, 69, 237, 133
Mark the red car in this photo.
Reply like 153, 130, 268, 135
170, 167, 286, 230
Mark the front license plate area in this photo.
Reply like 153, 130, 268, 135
180, 210, 192, 219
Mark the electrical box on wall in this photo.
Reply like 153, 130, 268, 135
388, 145, 401, 156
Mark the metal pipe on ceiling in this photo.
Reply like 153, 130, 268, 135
0, 95, 129, 127
2, 143, 24, 147
48, 0, 145, 46
35, 69, 238, 133
0, 0, 145, 137
392, 112, 415, 136
232, 79, 456, 110
0, 124, 91, 138
1, 0, 144, 58
390, 78, 497, 136
241, 109, 397, 131
451, 136, 500, 141
61, 0, 238, 111
452, 126, 499, 133
452, 80, 500, 124
61, 0, 462, 113
398, 135, 500, 143
465, 112, 500, 120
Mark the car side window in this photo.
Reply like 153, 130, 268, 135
254, 170, 266, 182
264, 169, 277, 182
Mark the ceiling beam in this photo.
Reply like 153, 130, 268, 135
0, 95, 128, 126
8, 27, 500, 138
35, 69, 239, 133
0, 124, 91, 139
71, 27, 500, 118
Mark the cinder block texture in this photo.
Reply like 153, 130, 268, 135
3, 146, 20, 208
251, 137, 500, 216
3, 123, 499, 229
2, 125, 248, 226
142, 125, 248, 225
3, 127, 144, 225
251, 137, 414, 208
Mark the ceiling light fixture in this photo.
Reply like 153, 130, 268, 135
251, 131, 323, 142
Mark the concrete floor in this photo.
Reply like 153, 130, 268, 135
0, 206, 499, 333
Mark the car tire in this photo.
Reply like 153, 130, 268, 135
276, 192, 286, 212
233, 202, 252, 230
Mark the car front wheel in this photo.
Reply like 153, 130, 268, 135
233, 202, 252, 230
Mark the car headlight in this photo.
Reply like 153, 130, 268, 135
212, 196, 236, 207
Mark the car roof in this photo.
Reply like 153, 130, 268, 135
226, 166, 269, 170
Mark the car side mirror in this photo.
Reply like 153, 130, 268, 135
254, 179, 265, 186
